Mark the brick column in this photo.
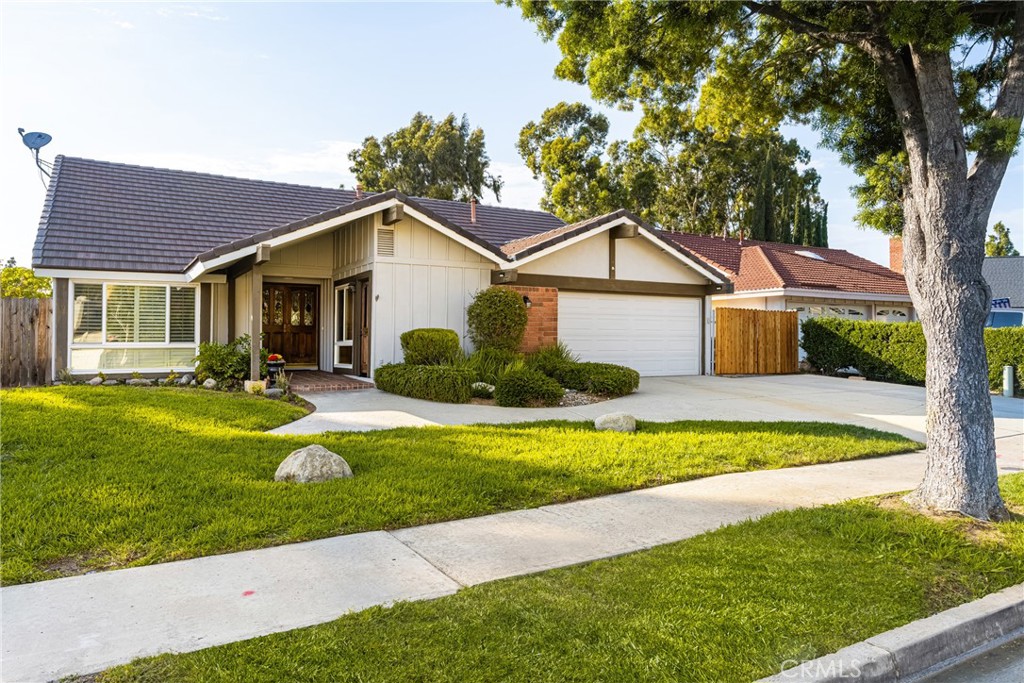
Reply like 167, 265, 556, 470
501, 285, 558, 353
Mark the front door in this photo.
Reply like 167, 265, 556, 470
358, 281, 370, 376
263, 284, 319, 366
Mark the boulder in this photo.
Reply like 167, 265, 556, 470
274, 445, 353, 483
594, 412, 636, 433
178, 374, 194, 386
102, 379, 120, 386
265, 388, 284, 399
202, 378, 218, 390
88, 376, 103, 386
126, 378, 153, 386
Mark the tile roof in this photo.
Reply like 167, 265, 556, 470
983, 256, 1024, 307
500, 210, 629, 257
658, 232, 909, 296
33, 156, 565, 273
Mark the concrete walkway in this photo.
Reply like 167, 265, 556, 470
3, 450, 1021, 682
274, 374, 1024, 464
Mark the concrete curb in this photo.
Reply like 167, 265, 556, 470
758, 583, 1024, 682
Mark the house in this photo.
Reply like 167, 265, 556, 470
658, 233, 915, 330
33, 156, 732, 381
983, 255, 1024, 326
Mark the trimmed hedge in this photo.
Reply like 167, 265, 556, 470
374, 364, 473, 403
467, 287, 528, 352
494, 368, 563, 407
801, 318, 1024, 394
400, 328, 462, 365
547, 361, 640, 398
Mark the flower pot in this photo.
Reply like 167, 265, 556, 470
267, 360, 286, 383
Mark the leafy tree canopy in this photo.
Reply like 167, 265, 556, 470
1, 258, 51, 298
349, 112, 504, 202
985, 221, 1020, 256
518, 102, 828, 245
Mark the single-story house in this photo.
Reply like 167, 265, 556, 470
658, 233, 915, 330
33, 156, 734, 380
982, 255, 1023, 327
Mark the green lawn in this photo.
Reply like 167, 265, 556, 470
95, 475, 1024, 683
1, 386, 920, 585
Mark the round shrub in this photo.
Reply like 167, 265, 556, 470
374, 363, 472, 403
467, 287, 528, 352
546, 361, 639, 397
400, 328, 462, 365
494, 368, 563, 407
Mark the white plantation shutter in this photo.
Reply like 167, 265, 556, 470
105, 285, 167, 343
169, 287, 196, 342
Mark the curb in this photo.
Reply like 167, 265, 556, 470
758, 583, 1024, 682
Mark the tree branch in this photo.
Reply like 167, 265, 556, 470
742, 1, 872, 45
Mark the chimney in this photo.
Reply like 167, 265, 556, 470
889, 237, 903, 273
470, 197, 477, 224
355, 183, 363, 200
738, 227, 745, 244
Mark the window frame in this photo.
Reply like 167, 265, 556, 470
334, 284, 355, 370
68, 280, 200, 373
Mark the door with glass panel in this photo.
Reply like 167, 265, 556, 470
334, 284, 356, 371
262, 284, 319, 366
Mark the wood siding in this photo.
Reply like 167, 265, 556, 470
714, 308, 798, 375
1, 298, 52, 387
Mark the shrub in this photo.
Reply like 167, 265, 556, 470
400, 328, 463, 365
470, 381, 495, 399
374, 364, 472, 403
467, 287, 528, 352
548, 362, 639, 397
526, 341, 580, 377
494, 368, 563, 407
802, 318, 1024, 394
195, 335, 267, 386
464, 347, 523, 385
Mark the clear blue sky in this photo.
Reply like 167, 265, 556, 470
2, 1, 1021, 268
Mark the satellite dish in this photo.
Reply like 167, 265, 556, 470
18, 128, 52, 150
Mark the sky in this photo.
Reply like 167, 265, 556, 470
2, 1, 1022, 269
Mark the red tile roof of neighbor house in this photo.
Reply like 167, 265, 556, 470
657, 232, 909, 296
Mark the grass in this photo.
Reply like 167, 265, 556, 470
1, 386, 920, 585
94, 474, 1024, 683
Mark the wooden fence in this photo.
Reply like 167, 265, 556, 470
714, 307, 798, 375
1, 298, 52, 387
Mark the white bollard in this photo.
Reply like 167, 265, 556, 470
1004, 365, 1015, 398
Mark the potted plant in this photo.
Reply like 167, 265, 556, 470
266, 353, 286, 382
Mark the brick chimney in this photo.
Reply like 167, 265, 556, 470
470, 197, 477, 224
889, 237, 903, 274
355, 183, 363, 200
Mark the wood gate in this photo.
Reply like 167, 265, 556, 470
714, 308, 798, 375
1, 297, 52, 387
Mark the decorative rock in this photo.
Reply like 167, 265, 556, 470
126, 378, 153, 386
202, 378, 218, 390
264, 388, 284, 399
190, 380, 197, 386
594, 412, 636, 433
274, 445, 353, 483
178, 374, 194, 386
52, 381, 63, 386
102, 380, 120, 386
88, 376, 103, 386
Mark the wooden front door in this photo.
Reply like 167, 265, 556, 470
263, 284, 319, 366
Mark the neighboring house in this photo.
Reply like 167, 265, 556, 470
34, 157, 732, 380
658, 233, 915, 333
983, 255, 1024, 327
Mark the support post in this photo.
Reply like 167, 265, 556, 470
250, 265, 262, 381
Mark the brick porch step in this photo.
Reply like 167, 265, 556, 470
287, 371, 373, 393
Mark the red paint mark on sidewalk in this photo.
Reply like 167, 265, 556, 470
242, 590, 255, 597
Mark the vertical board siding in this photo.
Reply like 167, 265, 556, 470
714, 308, 798, 375
1, 298, 52, 387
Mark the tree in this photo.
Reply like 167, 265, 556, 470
349, 112, 503, 202
518, 102, 829, 244
986, 221, 1020, 256
1, 258, 51, 298
508, 1, 1024, 520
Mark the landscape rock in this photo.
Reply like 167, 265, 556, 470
264, 388, 284, 399
203, 378, 218, 390
594, 412, 636, 433
88, 376, 103, 386
102, 380, 120, 386
126, 378, 153, 386
178, 374, 194, 386
274, 445, 353, 483
190, 380, 197, 386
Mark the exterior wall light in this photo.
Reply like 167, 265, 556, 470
523, 295, 532, 309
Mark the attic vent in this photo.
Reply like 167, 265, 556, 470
377, 228, 395, 257
795, 250, 826, 261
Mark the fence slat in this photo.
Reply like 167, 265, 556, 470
714, 307, 797, 375
1, 298, 52, 387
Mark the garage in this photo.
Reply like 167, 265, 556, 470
557, 291, 702, 376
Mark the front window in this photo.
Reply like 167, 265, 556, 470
69, 282, 198, 372
335, 285, 355, 368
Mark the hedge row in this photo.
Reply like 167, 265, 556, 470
400, 328, 462, 365
494, 368, 563, 407
373, 363, 473, 403
801, 318, 1024, 394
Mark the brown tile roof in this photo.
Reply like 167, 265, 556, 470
658, 232, 909, 296
34, 156, 565, 272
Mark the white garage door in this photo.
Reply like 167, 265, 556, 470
557, 292, 702, 376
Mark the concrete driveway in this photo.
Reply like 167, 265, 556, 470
272, 374, 1023, 467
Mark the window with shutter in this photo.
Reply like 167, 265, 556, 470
170, 287, 196, 342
